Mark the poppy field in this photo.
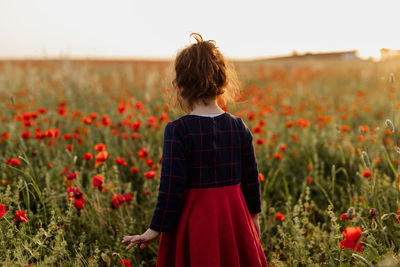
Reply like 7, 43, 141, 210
0, 59, 400, 266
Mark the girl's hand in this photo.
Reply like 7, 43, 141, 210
250, 214, 261, 238
122, 228, 161, 250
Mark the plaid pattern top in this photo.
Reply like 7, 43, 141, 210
149, 111, 261, 233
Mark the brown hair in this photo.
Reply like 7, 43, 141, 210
170, 33, 240, 113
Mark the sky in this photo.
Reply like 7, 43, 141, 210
0, 0, 399, 60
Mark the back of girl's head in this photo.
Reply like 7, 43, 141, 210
172, 33, 240, 112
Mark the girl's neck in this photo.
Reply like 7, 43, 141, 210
190, 99, 225, 115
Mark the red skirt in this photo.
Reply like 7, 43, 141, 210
156, 183, 268, 267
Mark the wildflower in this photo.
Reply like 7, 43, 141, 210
295, 118, 309, 128
115, 158, 128, 167
66, 172, 77, 181
144, 171, 156, 179
340, 125, 350, 132
5, 158, 21, 166
83, 153, 93, 161
66, 145, 73, 152
369, 208, 378, 217
259, 173, 264, 182
360, 125, 370, 133
274, 152, 282, 160
95, 151, 109, 167
21, 131, 30, 139
13, 210, 29, 223
362, 170, 371, 178
82, 117, 92, 125
73, 198, 85, 210
112, 194, 125, 209
256, 138, 266, 145
101, 115, 112, 126
253, 125, 261, 133
138, 148, 148, 159
124, 192, 132, 204
339, 226, 364, 252
306, 177, 313, 184
341, 207, 355, 221
132, 120, 141, 131
94, 143, 106, 151
275, 212, 285, 221
120, 259, 131, 267
285, 121, 293, 128
0, 204, 6, 218
280, 144, 286, 151
67, 187, 84, 210
117, 103, 126, 114
146, 158, 154, 168
147, 115, 157, 128
130, 166, 138, 174
92, 175, 104, 191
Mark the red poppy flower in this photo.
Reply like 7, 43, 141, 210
132, 120, 141, 131
112, 194, 125, 209
138, 148, 148, 159
94, 143, 106, 151
274, 152, 282, 160
82, 117, 92, 125
340, 125, 350, 132
101, 115, 112, 126
258, 173, 264, 182
120, 259, 131, 267
306, 177, 313, 184
67, 186, 81, 200
256, 138, 265, 145
13, 210, 29, 223
117, 104, 126, 114
130, 166, 138, 174
95, 151, 109, 167
21, 131, 31, 139
124, 192, 132, 204
285, 121, 293, 128
115, 158, 127, 166
362, 170, 371, 178
147, 115, 157, 128
275, 212, 285, 221
144, 171, 156, 179
146, 158, 154, 168
83, 153, 93, 161
92, 174, 104, 189
339, 226, 363, 252
66, 171, 77, 180
5, 158, 21, 166
73, 197, 85, 210
66, 145, 73, 152
0, 204, 6, 218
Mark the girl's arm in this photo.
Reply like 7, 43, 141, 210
148, 121, 188, 233
240, 118, 262, 215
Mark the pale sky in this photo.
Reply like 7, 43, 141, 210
0, 0, 399, 60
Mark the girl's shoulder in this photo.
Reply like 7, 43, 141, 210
166, 112, 246, 134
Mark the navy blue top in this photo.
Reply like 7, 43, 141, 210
149, 111, 261, 233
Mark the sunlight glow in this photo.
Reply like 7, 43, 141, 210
0, 0, 399, 60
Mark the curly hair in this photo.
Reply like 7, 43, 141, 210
170, 33, 240, 113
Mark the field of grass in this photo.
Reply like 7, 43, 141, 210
0, 58, 400, 266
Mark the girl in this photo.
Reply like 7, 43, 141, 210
122, 33, 268, 267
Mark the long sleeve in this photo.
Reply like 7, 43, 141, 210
240, 118, 262, 214
149, 121, 188, 232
